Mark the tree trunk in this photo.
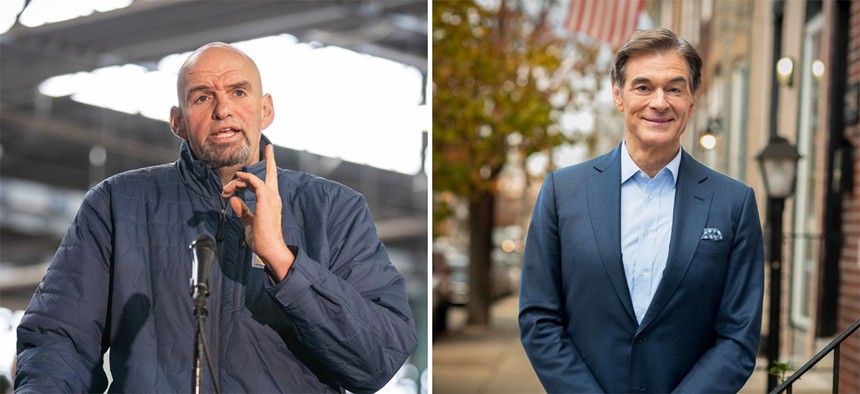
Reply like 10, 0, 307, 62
467, 190, 494, 327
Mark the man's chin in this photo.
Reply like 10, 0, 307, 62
201, 146, 251, 169
642, 129, 682, 141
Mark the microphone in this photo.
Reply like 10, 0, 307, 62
189, 234, 217, 300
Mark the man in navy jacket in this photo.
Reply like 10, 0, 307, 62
519, 29, 764, 393
16, 42, 417, 392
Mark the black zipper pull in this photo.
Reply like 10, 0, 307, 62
216, 209, 226, 241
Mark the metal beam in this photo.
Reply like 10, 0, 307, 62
2, 107, 178, 164
112, 6, 353, 64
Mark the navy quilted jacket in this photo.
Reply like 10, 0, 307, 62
15, 136, 417, 393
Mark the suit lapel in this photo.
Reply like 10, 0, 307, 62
586, 146, 636, 322
637, 151, 713, 333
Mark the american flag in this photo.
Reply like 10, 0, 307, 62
564, 0, 644, 48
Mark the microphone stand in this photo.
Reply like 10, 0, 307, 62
191, 281, 209, 394
189, 234, 219, 394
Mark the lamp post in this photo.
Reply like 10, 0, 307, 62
756, 136, 800, 392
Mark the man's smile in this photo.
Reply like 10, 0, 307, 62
643, 116, 674, 123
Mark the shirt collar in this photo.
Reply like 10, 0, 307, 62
620, 140, 682, 186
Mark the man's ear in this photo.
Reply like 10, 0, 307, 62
169, 106, 187, 139
689, 91, 698, 113
612, 81, 624, 112
261, 93, 275, 130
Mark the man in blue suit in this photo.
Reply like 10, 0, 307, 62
519, 28, 764, 393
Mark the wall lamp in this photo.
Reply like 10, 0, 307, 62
776, 57, 794, 87
757, 136, 800, 199
699, 117, 721, 151
699, 131, 717, 150
811, 59, 825, 81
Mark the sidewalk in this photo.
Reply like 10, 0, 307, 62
432, 293, 542, 393
432, 292, 833, 394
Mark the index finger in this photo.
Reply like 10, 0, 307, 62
265, 144, 278, 190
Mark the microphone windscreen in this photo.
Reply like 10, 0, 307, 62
189, 234, 217, 288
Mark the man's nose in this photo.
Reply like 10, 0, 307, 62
648, 90, 670, 111
212, 95, 232, 119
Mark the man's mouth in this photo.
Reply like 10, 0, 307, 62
212, 128, 241, 139
644, 117, 673, 124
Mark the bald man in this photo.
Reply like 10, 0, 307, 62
15, 43, 417, 393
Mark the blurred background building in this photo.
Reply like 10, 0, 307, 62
659, 0, 859, 391
0, 1, 428, 392
433, 0, 858, 392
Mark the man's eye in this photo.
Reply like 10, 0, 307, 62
634, 86, 650, 92
194, 96, 208, 103
235, 90, 246, 97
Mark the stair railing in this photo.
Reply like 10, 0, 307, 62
769, 317, 860, 394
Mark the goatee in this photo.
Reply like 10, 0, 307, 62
199, 133, 252, 169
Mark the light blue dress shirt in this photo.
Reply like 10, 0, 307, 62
620, 141, 682, 324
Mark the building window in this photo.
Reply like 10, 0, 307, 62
727, 65, 749, 181
790, 12, 824, 330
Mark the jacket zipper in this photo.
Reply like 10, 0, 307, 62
208, 198, 226, 391
210, 165, 249, 390
216, 209, 226, 241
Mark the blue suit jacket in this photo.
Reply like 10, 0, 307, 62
519, 146, 764, 393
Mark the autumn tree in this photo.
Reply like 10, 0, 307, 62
433, 0, 606, 327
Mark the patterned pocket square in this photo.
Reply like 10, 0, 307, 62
701, 228, 723, 241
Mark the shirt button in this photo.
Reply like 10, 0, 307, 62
647, 194, 654, 201
640, 271, 647, 277
637, 310, 644, 317
643, 230, 650, 237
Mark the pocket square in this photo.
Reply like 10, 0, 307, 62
701, 228, 723, 241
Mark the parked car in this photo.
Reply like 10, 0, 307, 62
432, 251, 452, 336
445, 251, 471, 306
444, 248, 514, 306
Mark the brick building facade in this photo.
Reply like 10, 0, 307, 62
657, 0, 860, 389
840, 1, 860, 391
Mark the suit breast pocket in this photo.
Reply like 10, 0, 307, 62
694, 237, 733, 256
688, 237, 733, 289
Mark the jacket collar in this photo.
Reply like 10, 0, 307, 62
176, 134, 273, 198
587, 145, 714, 328
587, 145, 633, 320
620, 140, 681, 186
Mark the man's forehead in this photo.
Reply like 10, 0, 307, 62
183, 69, 254, 85
625, 54, 690, 81
177, 45, 262, 93
629, 75, 689, 84
179, 69, 260, 95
